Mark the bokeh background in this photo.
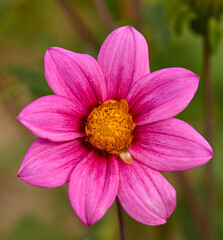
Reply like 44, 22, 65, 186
0, 0, 223, 239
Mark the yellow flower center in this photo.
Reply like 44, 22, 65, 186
85, 99, 135, 164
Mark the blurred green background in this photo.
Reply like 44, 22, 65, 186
0, 0, 222, 239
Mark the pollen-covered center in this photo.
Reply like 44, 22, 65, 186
85, 99, 135, 155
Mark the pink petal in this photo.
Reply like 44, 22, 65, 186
18, 138, 90, 188
126, 68, 199, 125
130, 118, 213, 171
118, 160, 176, 226
98, 26, 150, 100
17, 95, 86, 142
69, 151, 119, 226
44, 47, 107, 111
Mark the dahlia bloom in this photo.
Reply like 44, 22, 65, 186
17, 26, 213, 226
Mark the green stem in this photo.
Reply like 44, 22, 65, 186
91, 0, 116, 32
176, 172, 209, 240
132, 0, 144, 31
116, 198, 127, 240
203, 23, 214, 240
57, 0, 100, 51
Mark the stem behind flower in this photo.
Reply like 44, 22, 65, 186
203, 22, 214, 240
57, 0, 100, 51
116, 198, 127, 240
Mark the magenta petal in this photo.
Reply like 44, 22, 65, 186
118, 160, 176, 225
68, 151, 119, 226
17, 95, 86, 142
98, 26, 150, 100
126, 68, 199, 125
44, 47, 107, 111
130, 118, 213, 171
18, 138, 89, 188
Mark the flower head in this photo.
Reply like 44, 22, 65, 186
17, 26, 213, 226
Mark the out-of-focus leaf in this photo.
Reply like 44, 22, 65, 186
1, 216, 72, 240
208, 17, 222, 53
174, 9, 193, 34
190, 17, 205, 34
105, 0, 120, 21
176, 196, 200, 240
165, 0, 183, 20
143, 3, 171, 53
144, 3, 165, 28
7, 66, 52, 97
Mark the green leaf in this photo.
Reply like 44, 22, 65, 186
174, 9, 193, 34
208, 17, 222, 53
7, 65, 52, 97
190, 17, 205, 34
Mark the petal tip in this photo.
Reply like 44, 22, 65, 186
17, 169, 26, 180
207, 149, 214, 160
44, 47, 60, 61
144, 218, 167, 226
203, 139, 214, 162
84, 219, 95, 226
45, 46, 58, 53
125, 25, 135, 30
193, 73, 200, 85
45, 47, 52, 56
16, 115, 28, 129
16, 115, 21, 121
16, 114, 26, 124
79, 217, 95, 226
17, 165, 26, 178
195, 73, 200, 80
158, 218, 167, 225
121, 25, 141, 36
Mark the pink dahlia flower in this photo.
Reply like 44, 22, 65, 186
17, 26, 213, 226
